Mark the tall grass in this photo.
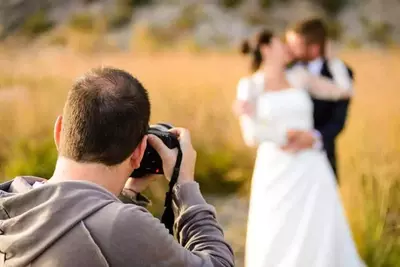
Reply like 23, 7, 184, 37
0, 48, 398, 266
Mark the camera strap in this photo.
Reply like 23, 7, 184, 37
161, 146, 183, 235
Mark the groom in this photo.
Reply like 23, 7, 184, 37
284, 18, 354, 182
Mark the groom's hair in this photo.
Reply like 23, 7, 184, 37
60, 67, 150, 166
292, 18, 327, 55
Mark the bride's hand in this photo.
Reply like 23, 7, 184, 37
233, 100, 254, 116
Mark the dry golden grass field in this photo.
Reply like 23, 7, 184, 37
0, 47, 399, 266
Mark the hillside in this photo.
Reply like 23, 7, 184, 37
1, 0, 399, 50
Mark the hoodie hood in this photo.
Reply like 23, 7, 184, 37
0, 176, 119, 266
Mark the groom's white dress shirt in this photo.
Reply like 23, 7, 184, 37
307, 57, 324, 75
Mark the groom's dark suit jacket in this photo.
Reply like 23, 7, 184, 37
312, 59, 354, 181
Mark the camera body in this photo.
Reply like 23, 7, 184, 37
131, 123, 180, 178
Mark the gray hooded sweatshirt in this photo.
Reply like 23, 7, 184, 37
0, 176, 234, 267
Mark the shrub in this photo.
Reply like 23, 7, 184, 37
259, 0, 273, 9
107, 5, 134, 29
119, 0, 153, 8
48, 32, 68, 46
360, 16, 394, 46
311, 0, 349, 16
326, 20, 343, 41
346, 38, 362, 49
194, 145, 254, 194
367, 22, 393, 46
174, 4, 203, 32
4, 137, 57, 180
69, 13, 96, 32
243, 9, 268, 26
21, 10, 54, 38
221, 0, 243, 9
83, 0, 100, 3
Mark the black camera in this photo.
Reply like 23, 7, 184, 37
131, 123, 180, 178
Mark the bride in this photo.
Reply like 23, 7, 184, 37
234, 30, 365, 267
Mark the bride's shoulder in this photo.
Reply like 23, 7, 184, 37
236, 73, 262, 99
238, 72, 263, 84
236, 76, 252, 94
237, 74, 254, 88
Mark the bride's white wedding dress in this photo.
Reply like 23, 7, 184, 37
237, 69, 364, 267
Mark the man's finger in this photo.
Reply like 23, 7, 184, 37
169, 128, 191, 145
169, 127, 184, 137
148, 134, 170, 158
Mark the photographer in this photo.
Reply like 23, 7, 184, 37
0, 68, 234, 267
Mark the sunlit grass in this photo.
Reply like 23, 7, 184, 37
0, 48, 398, 266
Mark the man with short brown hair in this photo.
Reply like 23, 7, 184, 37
0, 67, 234, 267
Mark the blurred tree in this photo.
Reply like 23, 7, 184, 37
21, 10, 54, 38
326, 20, 343, 40
311, 0, 350, 16
221, 0, 243, 9
122, 0, 153, 7
259, 0, 290, 9
5, 138, 57, 180
69, 13, 96, 32
360, 16, 394, 46
107, 4, 134, 29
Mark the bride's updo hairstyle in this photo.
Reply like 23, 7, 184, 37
240, 29, 273, 73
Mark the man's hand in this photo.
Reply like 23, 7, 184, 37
281, 129, 315, 153
124, 176, 158, 194
233, 100, 254, 116
148, 128, 196, 185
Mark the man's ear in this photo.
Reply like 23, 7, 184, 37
130, 135, 148, 169
54, 116, 63, 151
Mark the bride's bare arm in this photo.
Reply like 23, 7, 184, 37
292, 60, 353, 100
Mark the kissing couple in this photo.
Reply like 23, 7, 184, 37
234, 18, 365, 267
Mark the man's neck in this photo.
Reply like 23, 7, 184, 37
49, 156, 127, 196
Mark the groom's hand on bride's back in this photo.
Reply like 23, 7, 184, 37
282, 130, 315, 152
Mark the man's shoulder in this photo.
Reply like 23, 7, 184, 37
91, 201, 149, 220
85, 201, 155, 232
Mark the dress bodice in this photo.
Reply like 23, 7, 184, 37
236, 72, 314, 146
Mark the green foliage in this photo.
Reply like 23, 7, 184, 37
346, 38, 362, 49
107, 5, 134, 29
21, 10, 54, 38
259, 0, 273, 9
360, 175, 400, 267
365, 21, 393, 46
48, 33, 68, 46
221, 0, 243, 9
243, 9, 268, 26
174, 4, 203, 32
311, 0, 349, 16
326, 20, 343, 40
194, 146, 254, 194
119, 0, 153, 8
69, 13, 96, 32
4, 137, 57, 180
